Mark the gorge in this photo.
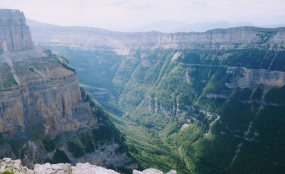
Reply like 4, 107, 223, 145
27, 18, 285, 174
0, 8, 285, 174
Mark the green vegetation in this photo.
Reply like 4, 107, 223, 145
0, 134, 4, 145
42, 45, 285, 174
42, 139, 56, 152
0, 171, 14, 174
44, 49, 76, 73
265, 86, 285, 104
2, 75, 17, 88
47, 149, 71, 164
33, 138, 56, 152
67, 141, 85, 158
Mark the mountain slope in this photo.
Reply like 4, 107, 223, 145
27, 19, 285, 173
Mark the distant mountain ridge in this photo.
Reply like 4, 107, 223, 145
27, 18, 285, 34
129, 20, 255, 33
26, 18, 285, 53
173, 21, 255, 32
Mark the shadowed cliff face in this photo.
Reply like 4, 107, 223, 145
0, 10, 136, 172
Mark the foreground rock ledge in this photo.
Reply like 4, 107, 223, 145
0, 158, 176, 174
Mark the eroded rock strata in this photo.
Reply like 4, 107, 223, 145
0, 10, 136, 173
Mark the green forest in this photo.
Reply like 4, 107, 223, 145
42, 44, 285, 174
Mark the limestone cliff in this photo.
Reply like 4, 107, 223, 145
0, 10, 136, 173
0, 10, 95, 139
0, 9, 34, 53
27, 19, 285, 54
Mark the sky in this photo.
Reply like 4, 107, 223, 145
1, 0, 285, 30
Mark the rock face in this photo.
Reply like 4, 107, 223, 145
0, 9, 26, 25
0, 158, 119, 174
0, 158, 171, 174
0, 9, 34, 53
0, 158, 33, 174
226, 67, 285, 89
0, 13, 95, 138
0, 10, 136, 172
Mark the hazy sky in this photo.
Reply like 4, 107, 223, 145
2, 0, 285, 30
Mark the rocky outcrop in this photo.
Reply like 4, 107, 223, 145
0, 158, 33, 174
0, 158, 173, 174
0, 9, 136, 172
0, 158, 118, 174
0, 9, 34, 53
0, 48, 95, 139
226, 67, 285, 89
0, 10, 26, 25
0, 9, 95, 140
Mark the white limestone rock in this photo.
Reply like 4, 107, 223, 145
34, 163, 72, 174
133, 168, 163, 174
72, 163, 119, 174
133, 168, 177, 174
0, 158, 173, 174
0, 158, 33, 174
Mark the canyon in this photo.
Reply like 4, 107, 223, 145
26, 18, 285, 174
0, 8, 284, 174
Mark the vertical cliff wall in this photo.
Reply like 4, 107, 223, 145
0, 9, 95, 138
0, 10, 136, 172
0, 9, 34, 53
